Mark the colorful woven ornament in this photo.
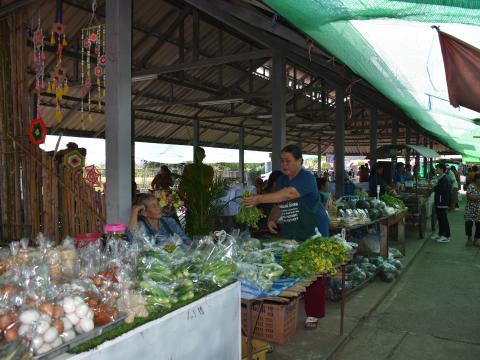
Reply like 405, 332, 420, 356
84, 165, 102, 186
28, 117, 47, 145
64, 150, 85, 172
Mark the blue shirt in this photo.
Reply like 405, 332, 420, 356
275, 169, 329, 237
394, 171, 404, 184
127, 216, 192, 246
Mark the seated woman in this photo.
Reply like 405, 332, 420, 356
127, 193, 191, 246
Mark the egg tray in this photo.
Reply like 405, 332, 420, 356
32, 312, 126, 360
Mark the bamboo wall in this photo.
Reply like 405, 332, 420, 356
0, 10, 105, 244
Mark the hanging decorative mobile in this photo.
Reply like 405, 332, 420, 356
47, 5, 69, 123
80, 24, 106, 129
80, 1, 106, 130
84, 165, 102, 187
30, 14, 47, 145
32, 15, 45, 116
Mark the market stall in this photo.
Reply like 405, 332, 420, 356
0, 231, 242, 360
59, 283, 240, 360
374, 144, 439, 239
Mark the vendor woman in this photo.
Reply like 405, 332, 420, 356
128, 193, 191, 246
243, 144, 329, 330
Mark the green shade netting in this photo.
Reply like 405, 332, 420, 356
264, 0, 480, 161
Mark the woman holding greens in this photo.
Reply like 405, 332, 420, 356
244, 144, 329, 330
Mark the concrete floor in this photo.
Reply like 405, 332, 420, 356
267, 204, 480, 360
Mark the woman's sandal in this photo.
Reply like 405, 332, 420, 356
304, 317, 318, 330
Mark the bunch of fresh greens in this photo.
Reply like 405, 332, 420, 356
382, 194, 405, 210
281, 236, 349, 277
235, 192, 265, 229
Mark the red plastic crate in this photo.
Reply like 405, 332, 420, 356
241, 297, 299, 344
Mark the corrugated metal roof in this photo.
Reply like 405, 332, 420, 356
20, 0, 455, 156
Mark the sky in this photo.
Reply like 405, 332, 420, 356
40, 135, 274, 166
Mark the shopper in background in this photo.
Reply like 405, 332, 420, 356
365, 163, 370, 178
257, 170, 283, 230
357, 165, 369, 183
448, 165, 460, 209
412, 164, 420, 181
255, 177, 264, 195
464, 173, 480, 246
466, 165, 478, 188
404, 164, 413, 181
369, 164, 386, 198
151, 165, 174, 191
393, 163, 405, 186
316, 177, 330, 205
243, 144, 329, 330
432, 163, 451, 243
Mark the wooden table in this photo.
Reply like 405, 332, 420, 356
379, 210, 406, 257
330, 210, 407, 258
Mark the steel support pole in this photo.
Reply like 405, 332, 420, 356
193, 117, 200, 160
391, 119, 399, 183
415, 132, 420, 169
405, 126, 411, 166
239, 127, 245, 185
335, 85, 345, 197
105, 0, 132, 224
317, 138, 322, 176
423, 136, 428, 178
369, 108, 378, 170
271, 54, 286, 171
131, 106, 135, 192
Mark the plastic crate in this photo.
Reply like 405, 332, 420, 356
241, 298, 299, 344
241, 336, 272, 360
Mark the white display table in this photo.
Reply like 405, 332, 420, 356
60, 282, 241, 360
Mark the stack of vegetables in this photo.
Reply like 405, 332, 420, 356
137, 248, 236, 312
235, 246, 285, 291
281, 236, 349, 277
381, 194, 406, 210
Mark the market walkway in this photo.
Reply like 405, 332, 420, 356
268, 203, 480, 360
333, 205, 480, 360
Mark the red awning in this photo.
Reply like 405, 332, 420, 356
438, 30, 480, 113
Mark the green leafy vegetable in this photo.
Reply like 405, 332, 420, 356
382, 194, 405, 210
281, 236, 348, 277
236, 192, 265, 229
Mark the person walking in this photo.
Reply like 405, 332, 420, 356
449, 165, 460, 209
432, 163, 451, 243
464, 173, 480, 246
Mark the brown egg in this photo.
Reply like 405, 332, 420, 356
25, 298, 37, 306
87, 297, 99, 308
39, 303, 54, 317
52, 306, 64, 319
0, 314, 12, 332
2, 285, 14, 298
53, 319, 64, 334
4, 327, 18, 342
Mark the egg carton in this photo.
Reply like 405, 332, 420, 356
32, 312, 126, 360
